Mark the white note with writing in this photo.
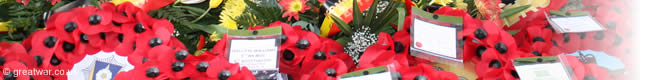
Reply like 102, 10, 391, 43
412, 18, 457, 58
340, 72, 393, 80
549, 16, 605, 33
228, 38, 278, 70
515, 63, 572, 80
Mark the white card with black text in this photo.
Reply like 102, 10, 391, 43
548, 16, 605, 33
412, 18, 457, 58
515, 63, 572, 80
228, 38, 279, 71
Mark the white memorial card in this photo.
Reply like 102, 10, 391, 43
228, 38, 279, 70
412, 18, 457, 58
548, 16, 605, 33
340, 72, 393, 80
515, 63, 572, 80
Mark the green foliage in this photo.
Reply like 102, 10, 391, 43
148, 1, 222, 53
331, 0, 404, 46
0, 0, 58, 42
464, 0, 479, 18
235, 0, 285, 29
500, 5, 531, 19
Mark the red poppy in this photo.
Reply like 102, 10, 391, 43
68, 30, 102, 55
279, 48, 304, 78
132, 29, 171, 56
487, 30, 524, 59
139, 49, 195, 79
53, 38, 85, 64
0, 42, 37, 67
115, 2, 142, 23
463, 38, 495, 63
477, 65, 520, 80
74, 6, 113, 35
295, 31, 324, 69
48, 11, 81, 41
356, 32, 409, 71
194, 57, 255, 80
301, 58, 348, 80
397, 64, 458, 80
553, 33, 583, 53
30, 48, 74, 79
319, 37, 354, 70
519, 42, 555, 57
474, 49, 510, 76
28, 29, 59, 55
115, 32, 137, 56
462, 20, 501, 46
100, 3, 128, 33
515, 26, 554, 50
126, 60, 173, 80
102, 32, 123, 52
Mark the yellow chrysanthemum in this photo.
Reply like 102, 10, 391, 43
430, 0, 454, 6
218, 0, 246, 30
112, 0, 145, 7
209, 0, 223, 8
454, 0, 469, 10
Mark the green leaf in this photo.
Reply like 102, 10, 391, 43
500, 5, 530, 19
89, 0, 101, 9
9, 11, 31, 16
335, 36, 352, 47
507, 30, 520, 35
352, 0, 362, 26
331, 16, 353, 35
363, 0, 379, 25
194, 24, 228, 35
177, 6, 206, 13
396, 8, 406, 31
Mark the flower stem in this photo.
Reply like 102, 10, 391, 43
191, 7, 211, 23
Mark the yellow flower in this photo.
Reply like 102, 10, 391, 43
430, 0, 454, 6
112, 0, 145, 7
454, 0, 469, 10
218, 0, 246, 30
209, 0, 223, 8
0, 21, 11, 32
209, 31, 220, 42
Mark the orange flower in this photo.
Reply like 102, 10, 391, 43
280, 0, 310, 21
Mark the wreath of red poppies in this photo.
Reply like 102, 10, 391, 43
0, 0, 633, 80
